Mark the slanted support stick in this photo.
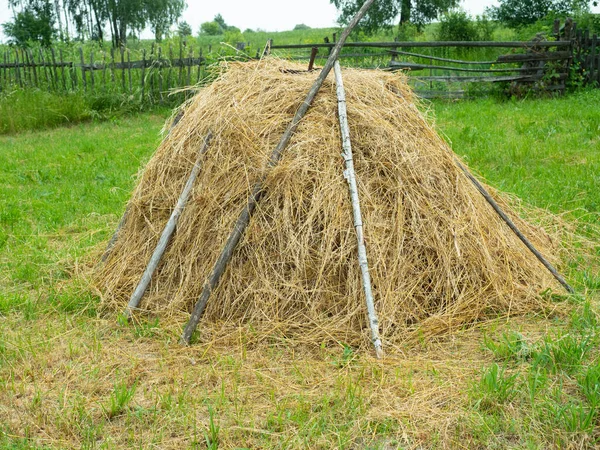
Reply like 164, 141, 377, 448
455, 159, 574, 294
334, 61, 383, 358
180, 0, 379, 345
125, 130, 213, 318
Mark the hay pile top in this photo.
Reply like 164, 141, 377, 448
96, 60, 559, 348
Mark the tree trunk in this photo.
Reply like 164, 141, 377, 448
90, 2, 104, 44
400, 0, 411, 24
54, 0, 64, 41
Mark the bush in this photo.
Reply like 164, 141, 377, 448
293, 24, 311, 30
436, 9, 479, 41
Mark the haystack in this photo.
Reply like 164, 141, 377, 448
95, 59, 561, 348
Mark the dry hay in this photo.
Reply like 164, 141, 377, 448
94, 59, 563, 349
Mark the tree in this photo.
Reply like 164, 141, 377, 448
3, 0, 55, 46
200, 21, 221, 35
146, 0, 185, 42
330, 0, 459, 33
488, 0, 597, 28
178, 20, 192, 38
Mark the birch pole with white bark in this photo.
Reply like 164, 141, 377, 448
334, 61, 383, 359
125, 131, 213, 318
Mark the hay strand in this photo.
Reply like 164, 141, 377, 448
334, 60, 383, 358
180, 0, 378, 345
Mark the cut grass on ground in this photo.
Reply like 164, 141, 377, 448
0, 91, 598, 449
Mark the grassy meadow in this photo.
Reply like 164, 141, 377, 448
0, 86, 599, 448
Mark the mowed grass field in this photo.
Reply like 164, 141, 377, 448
0, 89, 599, 449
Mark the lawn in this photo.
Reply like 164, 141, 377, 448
0, 89, 599, 449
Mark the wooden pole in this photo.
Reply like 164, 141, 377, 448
334, 61, 383, 358
180, 0, 379, 345
79, 47, 86, 91
455, 159, 574, 294
141, 49, 146, 102
59, 49, 67, 91
90, 50, 95, 92
124, 131, 213, 318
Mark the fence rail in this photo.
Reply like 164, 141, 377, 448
0, 19, 598, 101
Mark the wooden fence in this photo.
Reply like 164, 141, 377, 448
268, 19, 598, 98
0, 19, 598, 100
0, 42, 208, 103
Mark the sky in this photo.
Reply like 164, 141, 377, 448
0, 0, 598, 41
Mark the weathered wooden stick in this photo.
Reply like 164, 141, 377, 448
125, 130, 213, 318
334, 61, 383, 358
180, 0, 378, 345
101, 110, 186, 263
455, 159, 574, 294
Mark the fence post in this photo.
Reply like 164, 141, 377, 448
110, 47, 116, 84
186, 44, 192, 88
168, 44, 174, 90
102, 50, 107, 93
50, 47, 58, 91
197, 47, 202, 83
120, 46, 126, 93
127, 48, 132, 94
59, 48, 67, 91
158, 45, 164, 103
590, 34, 597, 85
79, 47, 87, 91
14, 49, 22, 88
90, 50, 95, 92
179, 40, 184, 87
141, 48, 146, 102
22, 48, 32, 86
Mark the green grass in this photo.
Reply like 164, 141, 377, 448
0, 113, 166, 312
433, 89, 600, 222
0, 92, 598, 448
0, 88, 174, 135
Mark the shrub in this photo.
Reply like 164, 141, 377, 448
293, 24, 311, 30
436, 9, 480, 41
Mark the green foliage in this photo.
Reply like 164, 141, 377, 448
331, 0, 460, 34
146, 0, 186, 43
487, 0, 596, 28
2, 0, 55, 47
5, 0, 184, 46
178, 21, 192, 38
293, 24, 312, 31
436, 9, 480, 41
200, 21, 222, 36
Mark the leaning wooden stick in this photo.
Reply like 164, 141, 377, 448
102, 110, 186, 263
455, 159, 574, 294
334, 61, 384, 358
125, 131, 213, 318
180, 0, 379, 345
